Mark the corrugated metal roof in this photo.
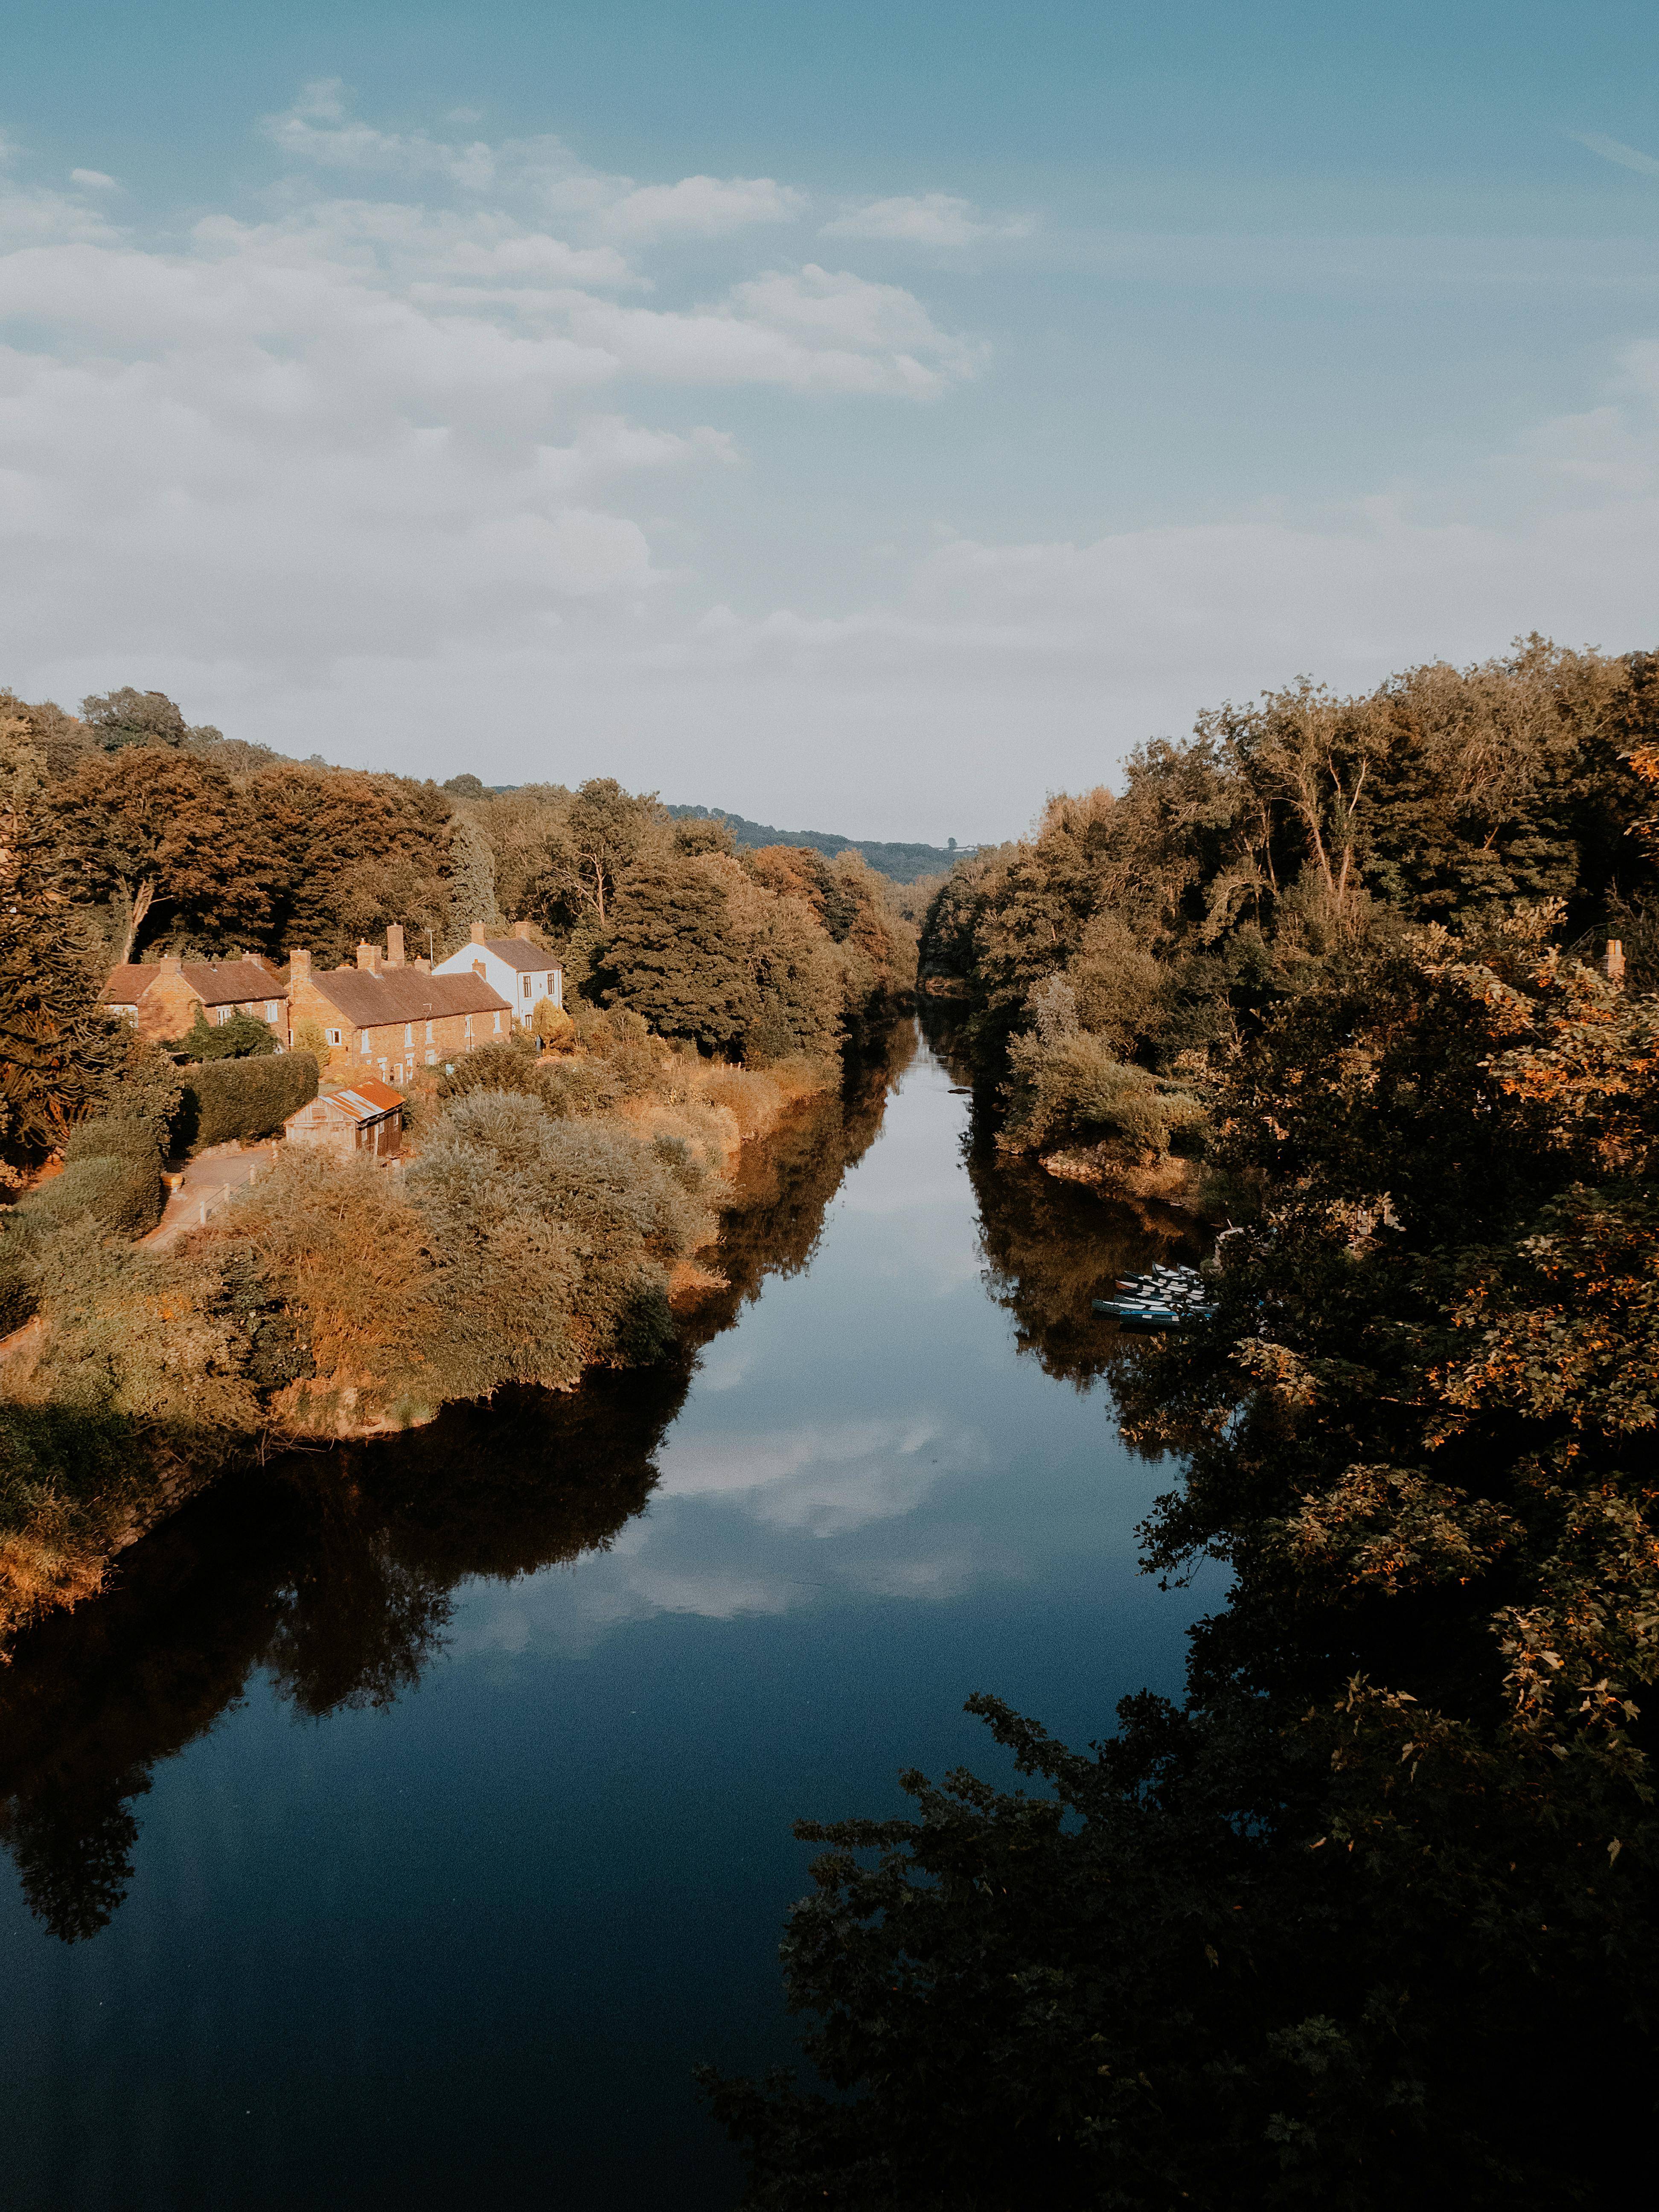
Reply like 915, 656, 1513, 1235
320, 1080, 405, 1122
307, 967, 511, 1025
102, 958, 285, 1007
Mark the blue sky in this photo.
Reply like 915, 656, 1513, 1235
4, 2, 1659, 838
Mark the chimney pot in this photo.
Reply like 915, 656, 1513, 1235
470, 921, 487, 944
386, 924, 406, 967
413, 955, 431, 972
357, 940, 382, 974
472, 959, 486, 979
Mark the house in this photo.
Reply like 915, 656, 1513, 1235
431, 923, 563, 1030
288, 925, 513, 1086
102, 955, 288, 1043
284, 1079, 405, 1161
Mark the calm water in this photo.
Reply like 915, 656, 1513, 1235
0, 1025, 1217, 2210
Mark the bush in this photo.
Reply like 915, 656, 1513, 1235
64, 1115, 166, 1167
0, 1217, 37, 1333
22, 1153, 164, 1238
175, 1052, 319, 1153
531, 998, 576, 1050
163, 1010, 279, 1061
1000, 1031, 1207, 1158
434, 1039, 544, 1105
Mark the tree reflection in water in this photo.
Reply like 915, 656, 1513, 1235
926, 1013, 1208, 1393
0, 1027, 913, 1944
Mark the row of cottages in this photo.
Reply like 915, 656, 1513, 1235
102, 956, 288, 1041
101, 926, 564, 1087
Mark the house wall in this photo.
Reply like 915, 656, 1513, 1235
288, 966, 507, 1086
111, 962, 290, 1043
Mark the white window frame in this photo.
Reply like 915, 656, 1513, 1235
326, 1027, 342, 1047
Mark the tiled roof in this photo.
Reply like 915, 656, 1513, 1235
308, 966, 511, 1027
101, 958, 285, 1007
479, 938, 563, 973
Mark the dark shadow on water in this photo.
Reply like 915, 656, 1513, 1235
0, 1027, 914, 1945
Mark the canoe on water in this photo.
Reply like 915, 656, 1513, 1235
1092, 1262, 1215, 1329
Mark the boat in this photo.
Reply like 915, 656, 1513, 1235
1093, 1262, 1215, 1330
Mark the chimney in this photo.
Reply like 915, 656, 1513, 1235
1603, 939, 1626, 988
512, 920, 533, 941
289, 949, 311, 982
472, 959, 486, 979
357, 940, 381, 974
413, 955, 431, 972
470, 921, 487, 944
160, 954, 184, 975
386, 924, 406, 967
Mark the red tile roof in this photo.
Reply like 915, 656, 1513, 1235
102, 958, 285, 1007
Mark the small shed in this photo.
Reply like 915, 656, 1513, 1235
284, 1079, 405, 1161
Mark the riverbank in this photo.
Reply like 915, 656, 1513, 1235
0, 1020, 837, 1655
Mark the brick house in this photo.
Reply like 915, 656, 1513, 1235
102, 955, 288, 1043
284, 1079, 405, 1161
431, 923, 563, 1030
288, 925, 513, 1087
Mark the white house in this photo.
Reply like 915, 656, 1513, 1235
432, 923, 564, 1030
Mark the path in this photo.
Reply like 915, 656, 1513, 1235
145, 1141, 279, 1248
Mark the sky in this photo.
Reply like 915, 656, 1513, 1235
3, 1, 1659, 841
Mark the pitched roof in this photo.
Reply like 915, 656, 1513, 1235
321, 1080, 405, 1122
479, 937, 564, 973
307, 966, 511, 1027
102, 958, 285, 1008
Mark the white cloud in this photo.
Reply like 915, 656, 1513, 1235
821, 192, 1031, 247
70, 168, 117, 190
1573, 131, 1659, 180
603, 174, 806, 242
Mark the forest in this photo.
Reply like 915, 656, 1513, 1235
705, 639, 1659, 2207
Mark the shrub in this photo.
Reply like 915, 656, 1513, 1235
23, 1153, 164, 1238
64, 1115, 166, 1167
531, 998, 575, 1050
175, 1051, 318, 1153
435, 1039, 544, 1105
1000, 1031, 1207, 1158
163, 1010, 278, 1060
0, 1216, 37, 1334
537, 1057, 626, 1120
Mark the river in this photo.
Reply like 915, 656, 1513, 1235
0, 1022, 1220, 2210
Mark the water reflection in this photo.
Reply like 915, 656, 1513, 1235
0, 1033, 912, 1945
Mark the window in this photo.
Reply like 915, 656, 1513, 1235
404, 1023, 413, 1046
266, 1001, 279, 1021
378, 1058, 388, 1077
358, 1032, 369, 1054
522, 974, 531, 998
327, 1027, 342, 1047
425, 1049, 436, 1065
425, 1019, 433, 1042
464, 1015, 473, 1037
492, 1013, 502, 1033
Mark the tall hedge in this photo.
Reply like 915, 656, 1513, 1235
177, 1052, 319, 1153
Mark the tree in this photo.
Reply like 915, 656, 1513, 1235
600, 859, 760, 1054
0, 719, 122, 1177
248, 761, 456, 965
80, 687, 189, 751
49, 748, 274, 961
553, 778, 665, 927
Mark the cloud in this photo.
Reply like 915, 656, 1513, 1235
1573, 132, 1659, 180
70, 168, 117, 190
821, 192, 1031, 248
603, 174, 806, 242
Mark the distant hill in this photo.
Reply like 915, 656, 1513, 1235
665, 806, 965, 885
